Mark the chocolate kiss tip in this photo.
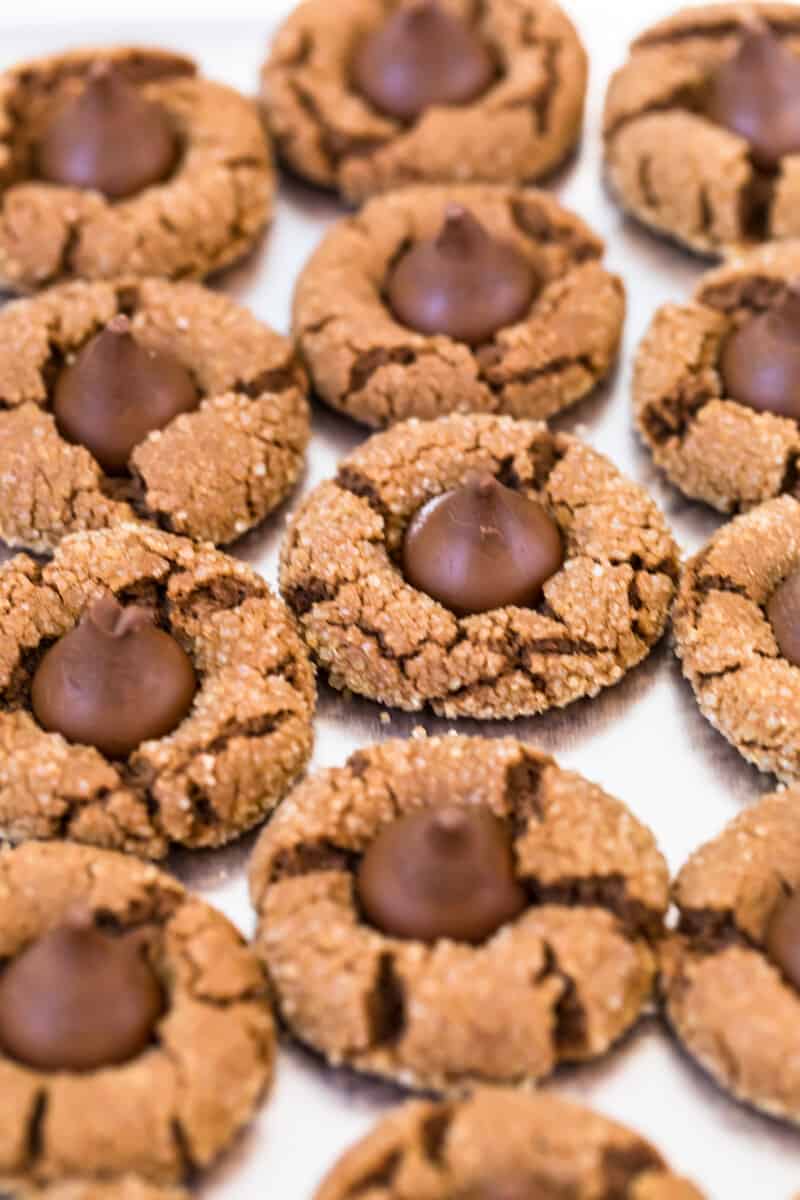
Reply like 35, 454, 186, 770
739, 10, 770, 35
107, 314, 132, 336
86, 594, 153, 639
430, 806, 469, 840
437, 206, 486, 254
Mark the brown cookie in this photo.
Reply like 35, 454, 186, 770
279, 414, 679, 720
249, 735, 669, 1092
634, 242, 800, 513
0, 46, 273, 293
0, 524, 315, 859
0, 277, 309, 551
673, 494, 800, 783
603, 5, 800, 257
0, 841, 274, 1189
662, 788, 800, 1123
262, 0, 587, 203
314, 1088, 705, 1199
293, 185, 625, 428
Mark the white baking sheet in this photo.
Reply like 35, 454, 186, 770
0, 1, 797, 1196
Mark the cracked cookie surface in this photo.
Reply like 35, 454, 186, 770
0, 277, 310, 551
0, 524, 316, 858
674, 494, 800, 783
662, 788, 800, 1123
293, 185, 625, 428
603, 4, 800, 257
5, 1186, 186, 1200
249, 735, 669, 1092
262, 0, 587, 202
634, 242, 800, 512
314, 1087, 705, 1199
0, 841, 274, 1188
279, 413, 679, 719
0, 46, 273, 293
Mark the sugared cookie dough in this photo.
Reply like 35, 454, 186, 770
262, 0, 587, 202
0, 841, 274, 1189
0, 46, 273, 293
604, 5, 800, 257
0, 277, 309, 551
280, 414, 678, 719
662, 789, 800, 1123
293, 185, 625, 427
673, 494, 800, 782
634, 242, 800, 513
5, 1184, 187, 1200
0, 524, 315, 858
249, 736, 669, 1092
315, 1088, 705, 1199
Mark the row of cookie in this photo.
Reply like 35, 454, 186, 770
267, 0, 800, 263
4, 4, 799, 301
0, 727, 795, 1196
5, 407, 799, 822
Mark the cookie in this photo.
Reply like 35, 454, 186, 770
0, 46, 273, 293
249, 735, 669, 1092
0, 840, 274, 1189
603, 5, 800, 257
314, 1088, 705, 1199
672, 494, 800, 783
280, 413, 679, 720
635, 242, 800, 513
262, 0, 587, 203
0, 523, 315, 858
0, 277, 309, 551
293, 185, 625, 427
662, 788, 800, 1123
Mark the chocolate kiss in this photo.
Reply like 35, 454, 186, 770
36, 62, 180, 198
54, 315, 199, 475
387, 206, 537, 345
460, 1178, 537, 1200
403, 473, 563, 616
352, 0, 495, 122
31, 594, 197, 759
0, 908, 164, 1072
720, 288, 800, 420
765, 891, 800, 991
705, 16, 800, 170
767, 568, 800, 667
357, 804, 527, 943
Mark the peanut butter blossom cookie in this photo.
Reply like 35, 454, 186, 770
280, 414, 678, 719
0, 277, 309, 551
262, 0, 587, 202
635, 242, 800, 512
0, 524, 315, 858
293, 185, 625, 427
250, 736, 669, 1091
673, 494, 800, 782
314, 1089, 705, 1200
0, 842, 273, 1191
0, 47, 273, 293
604, 5, 800, 257
662, 789, 800, 1123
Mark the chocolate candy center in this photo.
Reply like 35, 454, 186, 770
0, 909, 164, 1072
54, 315, 199, 475
403, 473, 563, 616
705, 17, 800, 171
719, 288, 800, 420
352, 0, 495, 123
387, 206, 536, 345
357, 804, 527, 943
765, 891, 800, 991
36, 62, 180, 199
767, 568, 800, 667
31, 594, 197, 759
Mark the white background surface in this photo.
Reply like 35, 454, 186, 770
0, 2, 798, 1197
